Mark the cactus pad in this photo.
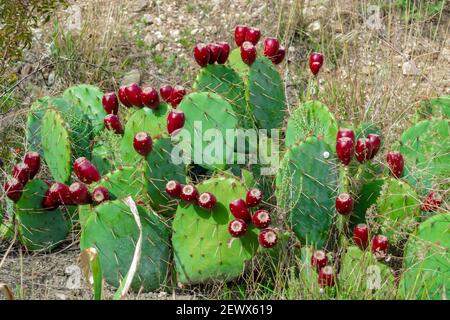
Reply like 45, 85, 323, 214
227, 48, 249, 78
415, 95, 450, 120
248, 57, 286, 130
26, 96, 50, 155
63, 84, 106, 134
15, 179, 71, 251
351, 179, 384, 227
376, 178, 420, 243
399, 119, 450, 195
285, 101, 338, 150
398, 213, 450, 300
176, 92, 239, 170
276, 137, 339, 248
172, 175, 259, 284
80, 200, 171, 292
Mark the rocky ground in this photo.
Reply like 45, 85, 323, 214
0, 0, 449, 299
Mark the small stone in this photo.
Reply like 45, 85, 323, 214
47, 71, 56, 87
402, 61, 419, 76
144, 34, 154, 46
307, 20, 321, 32
121, 69, 141, 86
142, 14, 153, 25
155, 43, 164, 52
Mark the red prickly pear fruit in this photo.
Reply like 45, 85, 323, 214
180, 184, 199, 203
104, 114, 124, 134
169, 85, 186, 108
24, 152, 40, 179
336, 137, 354, 165
337, 128, 355, 143
355, 138, 372, 163
194, 43, 211, 67
229, 198, 251, 222
216, 42, 230, 64
367, 133, 381, 159
198, 192, 217, 210
141, 87, 160, 109
240, 41, 256, 66
49, 182, 73, 205
252, 210, 271, 229
335, 193, 354, 215
74, 157, 101, 184
271, 46, 286, 65
245, 27, 261, 45
160, 85, 174, 103
263, 37, 280, 58
311, 250, 328, 272
12, 162, 30, 185
258, 228, 278, 248
102, 92, 119, 114
133, 132, 153, 157
318, 266, 336, 287
207, 43, 222, 64
234, 25, 248, 47
421, 192, 442, 212
166, 180, 182, 198
167, 110, 185, 135
4, 178, 23, 202
228, 218, 248, 237
92, 186, 110, 205
69, 182, 91, 205
372, 234, 389, 259
118, 86, 132, 108
245, 188, 263, 207
353, 223, 369, 250
124, 83, 143, 107
42, 187, 59, 210
309, 52, 324, 75
387, 151, 404, 178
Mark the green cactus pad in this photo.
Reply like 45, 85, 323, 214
176, 92, 239, 170
120, 104, 170, 164
172, 176, 259, 284
276, 137, 339, 248
227, 48, 249, 78
62, 84, 106, 134
80, 200, 171, 292
26, 96, 51, 155
339, 246, 396, 299
285, 101, 338, 150
15, 179, 70, 251
41, 109, 72, 183
399, 119, 450, 195
398, 213, 450, 300
355, 122, 383, 141
248, 57, 286, 130
376, 178, 420, 243
415, 95, 450, 120
351, 179, 384, 227
193, 64, 250, 128
144, 138, 186, 214
95, 166, 148, 202
91, 131, 123, 175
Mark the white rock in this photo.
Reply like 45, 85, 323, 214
307, 20, 321, 32
402, 60, 419, 76
142, 14, 153, 25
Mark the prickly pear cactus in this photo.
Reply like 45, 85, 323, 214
62, 84, 106, 134
172, 175, 259, 284
193, 64, 250, 127
227, 48, 249, 78
276, 136, 339, 248
398, 213, 450, 300
91, 131, 123, 175
175, 92, 239, 170
415, 95, 450, 120
351, 179, 384, 227
399, 119, 450, 196
26, 96, 51, 155
285, 101, 338, 150
120, 104, 170, 164
376, 178, 420, 244
80, 200, 170, 292
15, 179, 71, 251
339, 246, 396, 299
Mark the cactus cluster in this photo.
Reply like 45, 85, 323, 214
1, 25, 448, 299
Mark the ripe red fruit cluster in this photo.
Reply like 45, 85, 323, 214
421, 192, 442, 212
353, 223, 369, 249
371, 234, 389, 259
311, 250, 335, 287
160, 85, 187, 108
353, 224, 389, 259
386, 151, 404, 179
234, 25, 261, 46
263, 37, 286, 65
133, 132, 153, 157
74, 157, 101, 184
165, 180, 217, 211
228, 188, 278, 248
167, 110, 185, 135
4, 152, 41, 202
336, 128, 382, 165
104, 114, 124, 135
194, 42, 230, 67
335, 192, 353, 215
309, 52, 324, 75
